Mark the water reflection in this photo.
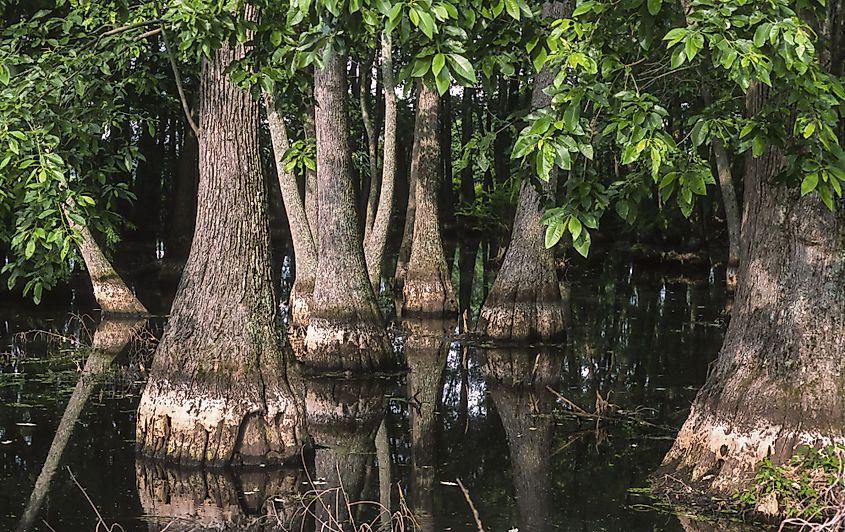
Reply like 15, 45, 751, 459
17, 317, 145, 531
481, 347, 562, 532
136, 461, 303, 531
403, 318, 451, 530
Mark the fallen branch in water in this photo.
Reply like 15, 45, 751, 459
545, 386, 673, 431
456, 478, 485, 532
67, 466, 125, 532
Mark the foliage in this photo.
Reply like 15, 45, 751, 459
734, 444, 845, 523
514, 0, 845, 252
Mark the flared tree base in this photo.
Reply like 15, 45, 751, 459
477, 290, 565, 344
402, 274, 457, 318
302, 318, 393, 372
289, 276, 314, 331
137, 375, 302, 467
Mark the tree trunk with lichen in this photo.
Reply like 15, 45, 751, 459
475, 1, 569, 343
265, 91, 317, 330
483, 347, 560, 532
136, 37, 304, 467
303, 52, 391, 371
403, 82, 457, 317
658, 83, 845, 497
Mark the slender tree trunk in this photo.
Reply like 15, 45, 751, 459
164, 122, 198, 267
440, 91, 456, 270
303, 108, 319, 244
375, 419, 392, 531
364, 31, 398, 290
483, 347, 561, 532
476, 1, 569, 342
403, 82, 457, 317
360, 51, 381, 241
265, 92, 318, 329
304, 52, 391, 371
136, 35, 304, 466
658, 83, 845, 496
65, 204, 149, 316
395, 151, 417, 295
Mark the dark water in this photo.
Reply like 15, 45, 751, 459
1, 250, 735, 531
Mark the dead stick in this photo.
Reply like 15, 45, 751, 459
456, 478, 485, 532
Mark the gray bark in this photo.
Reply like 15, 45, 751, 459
659, 83, 845, 495
475, 1, 570, 342
359, 50, 380, 241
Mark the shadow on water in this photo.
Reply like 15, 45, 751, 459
3, 248, 767, 531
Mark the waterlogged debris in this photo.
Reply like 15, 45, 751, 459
15, 422, 36, 426
440, 480, 458, 486
1, 440, 12, 444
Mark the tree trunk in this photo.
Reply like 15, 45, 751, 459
360, 50, 381, 241
304, 52, 391, 371
475, 2, 569, 342
66, 204, 149, 316
136, 36, 304, 467
658, 83, 845, 495
164, 122, 198, 268
303, 108, 319, 244
265, 91, 318, 330
402, 82, 457, 317
483, 347, 561, 532
394, 116, 418, 296
364, 31, 398, 290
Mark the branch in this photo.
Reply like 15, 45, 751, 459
153, 0, 200, 138
134, 28, 162, 41
99, 19, 161, 39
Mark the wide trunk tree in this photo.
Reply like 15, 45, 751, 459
658, 83, 845, 495
136, 36, 304, 466
303, 52, 391, 371
475, 1, 569, 342
402, 82, 457, 317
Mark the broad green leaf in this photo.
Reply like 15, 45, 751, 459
432, 53, 446, 75
801, 172, 819, 196
447, 54, 476, 83
647, 0, 662, 16
504, 0, 520, 20
568, 216, 582, 241
572, 1, 596, 18
802, 122, 816, 139
573, 232, 591, 257
663, 28, 687, 46
434, 65, 451, 95
545, 219, 565, 248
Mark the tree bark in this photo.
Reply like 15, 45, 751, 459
475, 1, 569, 343
658, 83, 845, 495
264, 91, 318, 329
363, 31, 398, 290
303, 107, 319, 244
402, 81, 457, 317
65, 204, 149, 316
304, 52, 391, 371
136, 35, 304, 467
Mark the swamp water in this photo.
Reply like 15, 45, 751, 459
1, 250, 753, 531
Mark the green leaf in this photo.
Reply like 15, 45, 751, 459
270, 30, 282, 47
691, 120, 708, 147
33, 282, 42, 305
545, 219, 565, 248
417, 10, 435, 39
410, 58, 430, 77
434, 65, 451, 95
801, 173, 819, 196
751, 135, 765, 158
670, 47, 686, 69
0, 64, 9, 85
568, 216, 583, 241
432, 53, 446, 76
663, 28, 687, 46
572, 1, 596, 18
753, 23, 771, 48
579, 143, 594, 160
802, 122, 816, 139
573, 232, 591, 257
647, 0, 662, 16
685, 33, 703, 61
25, 239, 36, 259
819, 183, 834, 210
504, 0, 520, 20
447, 54, 476, 83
